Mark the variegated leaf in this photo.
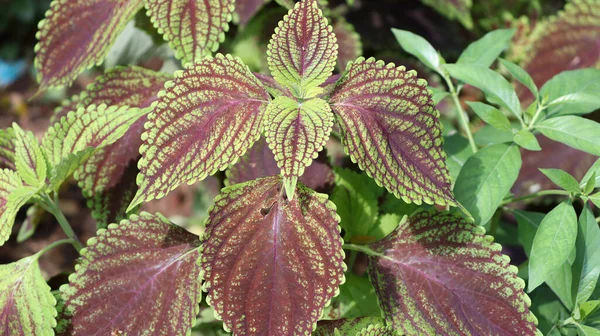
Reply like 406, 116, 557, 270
368, 211, 539, 335
129, 54, 270, 210
12, 124, 46, 187
0, 171, 37, 246
235, 0, 267, 26
144, 0, 235, 64
357, 324, 398, 336
0, 127, 15, 170
60, 212, 202, 335
315, 317, 387, 336
264, 96, 333, 199
201, 176, 345, 335
267, 0, 337, 97
34, 0, 144, 89
333, 18, 362, 71
0, 253, 57, 335
419, 0, 473, 29
329, 57, 454, 206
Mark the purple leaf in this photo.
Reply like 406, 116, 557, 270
60, 212, 202, 335
201, 175, 345, 335
235, 0, 267, 26
333, 18, 362, 71
368, 210, 539, 335
329, 57, 455, 206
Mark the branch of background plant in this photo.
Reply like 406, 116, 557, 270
38, 193, 83, 252
500, 189, 572, 206
442, 75, 478, 153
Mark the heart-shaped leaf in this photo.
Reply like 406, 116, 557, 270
329, 57, 455, 207
130, 54, 270, 209
144, 0, 235, 64
34, 0, 144, 89
368, 210, 539, 335
264, 96, 333, 199
60, 212, 202, 335
267, 0, 337, 97
201, 176, 345, 335
0, 127, 16, 170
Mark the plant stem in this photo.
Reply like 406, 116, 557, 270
36, 238, 76, 258
443, 75, 477, 153
40, 194, 83, 252
500, 189, 571, 206
527, 102, 545, 129
346, 250, 358, 273
343, 243, 383, 257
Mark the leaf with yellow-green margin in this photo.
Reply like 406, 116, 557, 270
0, 253, 57, 335
34, 0, 144, 89
315, 318, 390, 336
60, 212, 201, 335
267, 0, 337, 97
12, 124, 46, 188
200, 175, 345, 335
0, 127, 15, 170
144, 0, 235, 64
0, 170, 37, 246
128, 54, 270, 210
264, 96, 333, 199
329, 57, 455, 207
367, 210, 540, 335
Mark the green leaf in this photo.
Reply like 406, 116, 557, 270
443, 134, 474, 182
576, 323, 600, 336
536, 116, 600, 156
314, 317, 387, 336
581, 159, 600, 189
584, 173, 597, 195
466, 101, 512, 132
0, 170, 36, 246
457, 29, 515, 67
580, 300, 600, 321
329, 274, 381, 319
546, 260, 574, 309
330, 168, 380, 243
473, 125, 514, 146
0, 127, 16, 170
264, 96, 333, 200
144, 0, 235, 64
429, 86, 450, 105
391, 28, 443, 75
444, 64, 521, 119
540, 69, 600, 117
514, 210, 545, 257
590, 192, 600, 209
573, 205, 600, 305
12, 123, 46, 187
0, 254, 56, 335
50, 147, 96, 190
528, 199, 578, 292
500, 58, 539, 100
539, 168, 582, 193
267, 0, 337, 97
453, 143, 522, 225
17, 204, 44, 243
419, 0, 472, 29
514, 129, 542, 151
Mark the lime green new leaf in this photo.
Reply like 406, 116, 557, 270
17, 204, 44, 243
330, 57, 455, 207
528, 200, 578, 292
579, 300, 600, 321
0, 127, 16, 170
536, 116, 600, 156
50, 147, 96, 190
130, 55, 270, 210
500, 58, 539, 100
419, 0, 472, 29
0, 170, 37, 246
466, 101, 512, 132
539, 168, 581, 193
144, 0, 235, 64
391, 28, 443, 75
444, 64, 521, 119
540, 69, 600, 117
581, 159, 600, 189
264, 96, 333, 200
12, 123, 46, 187
0, 254, 57, 335
457, 29, 515, 68
453, 143, 522, 225
514, 129, 542, 151
573, 205, 600, 305
34, 0, 144, 89
267, 0, 337, 97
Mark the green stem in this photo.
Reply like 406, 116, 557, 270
500, 189, 571, 206
527, 102, 545, 129
36, 238, 75, 259
346, 250, 358, 274
443, 75, 477, 153
40, 194, 83, 252
343, 243, 383, 258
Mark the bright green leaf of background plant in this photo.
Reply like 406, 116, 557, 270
535, 116, 600, 156
419, 0, 472, 29
391, 28, 443, 75
540, 69, 600, 117
581, 159, 600, 189
500, 58, 539, 99
12, 123, 46, 187
514, 129, 542, 151
443, 134, 474, 182
329, 273, 382, 319
573, 205, 600, 306
539, 168, 581, 193
457, 29, 515, 68
466, 101, 512, 132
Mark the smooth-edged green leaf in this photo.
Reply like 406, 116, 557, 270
429, 86, 450, 105
590, 192, 600, 208
539, 168, 581, 193
264, 96, 333, 200
540, 69, 600, 117
267, 0, 337, 97
329, 57, 455, 207
315, 317, 387, 336
12, 123, 46, 187
528, 200, 578, 291
514, 210, 545, 257
546, 261, 574, 309
580, 300, 600, 321
17, 204, 44, 243
0, 254, 56, 335
129, 54, 270, 210
330, 168, 379, 244
443, 134, 474, 182
333, 18, 362, 72
574, 205, 600, 305
419, 0, 472, 29
577, 323, 600, 336
200, 176, 345, 335
529, 286, 570, 335
391, 28, 443, 75
368, 210, 539, 335
514, 129, 542, 151
473, 124, 515, 146
536, 116, 600, 156
581, 159, 600, 189
0, 127, 16, 170
444, 63, 521, 118
0, 170, 36, 246
144, 0, 235, 64
466, 101, 512, 131
453, 143, 522, 225
34, 0, 144, 89
457, 29, 515, 67
500, 58, 539, 100
584, 172, 597, 195
328, 274, 382, 319
60, 212, 202, 335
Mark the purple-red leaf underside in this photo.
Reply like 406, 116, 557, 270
329, 57, 454, 206
333, 18, 362, 71
368, 210, 538, 335
201, 175, 345, 335
60, 212, 201, 335
235, 0, 266, 26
